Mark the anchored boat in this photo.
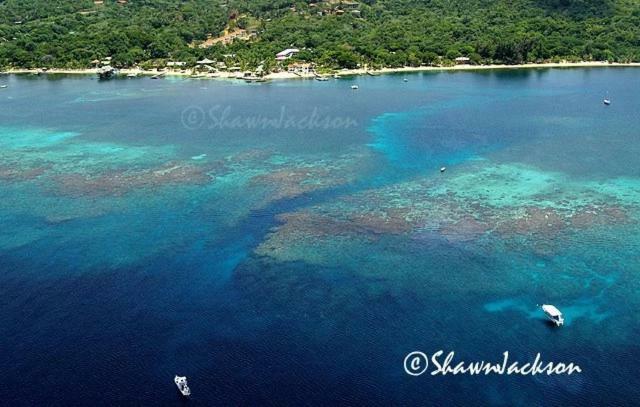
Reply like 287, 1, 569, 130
541, 304, 564, 326
244, 75, 267, 83
174, 375, 191, 397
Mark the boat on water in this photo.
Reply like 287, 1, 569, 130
315, 76, 329, 81
603, 98, 611, 105
126, 72, 139, 78
440, 166, 446, 173
151, 72, 166, 79
333, 73, 340, 79
541, 304, 564, 326
174, 375, 191, 397
351, 85, 359, 90
244, 75, 267, 83
97, 66, 117, 80
0, 84, 7, 89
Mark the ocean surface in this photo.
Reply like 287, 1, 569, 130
1, 68, 639, 406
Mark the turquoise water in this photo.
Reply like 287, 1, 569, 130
1, 69, 639, 405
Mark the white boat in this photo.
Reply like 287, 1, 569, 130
351, 85, 359, 90
0, 85, 7, 89
541, 304, 564, 326
126, 72, 139, 78
333, 73, 340, 79
174, 375, 191, 396
603, 98, 611, 105
440, 166, 446, 173
403, 78, 408, 82
244, 75, 267, 83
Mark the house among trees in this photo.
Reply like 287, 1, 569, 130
455, 56, 471, 64
276, 48, 300, 61
196, 58, 214, 65
341, 1, 360, 9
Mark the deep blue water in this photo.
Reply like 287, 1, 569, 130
1, 69, 640, 405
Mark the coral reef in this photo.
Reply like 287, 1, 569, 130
51, 161, 215, 196
255, 162, 638, 263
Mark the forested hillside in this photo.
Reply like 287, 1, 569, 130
1, 0, 639, 69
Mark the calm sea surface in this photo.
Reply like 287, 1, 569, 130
1, 68, 639, 405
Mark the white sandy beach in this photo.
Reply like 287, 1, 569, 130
6, 61, 640, 81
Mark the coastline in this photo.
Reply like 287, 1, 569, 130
5, 61, 640, 81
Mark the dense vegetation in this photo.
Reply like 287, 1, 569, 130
1, 0, 639, 69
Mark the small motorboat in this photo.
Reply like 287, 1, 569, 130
403, 78, 408, 82
315, 76, 329, 81
351, 85, 359, 90
333, 73, 340, 79
440, 166, 446, 173
0, 85, 7, 89
244, 76, 266, 83
603, 98, 611, 105
541, 304, 564, 326
174, 375, 191, 397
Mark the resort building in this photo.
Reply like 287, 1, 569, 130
276, 48, 300, 61
287, 62, 315, 74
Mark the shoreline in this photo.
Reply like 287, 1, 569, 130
5, 61, 640, 81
